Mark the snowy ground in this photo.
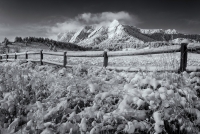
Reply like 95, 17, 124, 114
1, 44, 200, 133
4, 43, 200, 72
0, 61, 200, 134
21, 52, 200, 71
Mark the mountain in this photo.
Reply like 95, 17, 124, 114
139, 29, 164, 34
69, 26, 95, 43
165, 29, 178, 34
139, 29, 178, 34
57, 20, 155, 46
57, 20, 200, 50
57, 31, 75, 42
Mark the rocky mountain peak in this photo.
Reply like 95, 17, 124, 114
57, 19, 182, 47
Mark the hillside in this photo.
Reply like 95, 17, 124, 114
0, 37, 89, 54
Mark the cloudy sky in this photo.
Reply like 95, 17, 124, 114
0, 0, 200, 41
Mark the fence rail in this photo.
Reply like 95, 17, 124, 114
1, 42, 200, 73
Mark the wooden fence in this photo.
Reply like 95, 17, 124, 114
0, 42, 200, 73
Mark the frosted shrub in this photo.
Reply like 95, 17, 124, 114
0, 62, 200, 133
72, 64, 88, 76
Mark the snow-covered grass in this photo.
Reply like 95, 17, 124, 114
0, 61, 200, 134
25, 51, 200, 72
4, 43, 200, 71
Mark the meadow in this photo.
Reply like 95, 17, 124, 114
1, 43, 200, 134
0, 59, 200, 134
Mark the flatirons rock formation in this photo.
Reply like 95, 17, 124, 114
57, 20, 180, 46
57, 31, 75, 42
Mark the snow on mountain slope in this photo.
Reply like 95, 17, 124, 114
99, 20, 153, 44
78, 20, 146, 46
79, 26, 108, 46
140, 29, 178, 34
88, 26, 105, 38
57, 20, 179, 46
107, 19, 123, 38
140, 29, 164, 34
69, 26, 95, 43
164, 29, 178, 34
57, 31, 75, 42
98, 24, 144, 46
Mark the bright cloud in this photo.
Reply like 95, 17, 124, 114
77, 11, 138, 25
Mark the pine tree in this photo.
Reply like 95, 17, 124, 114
49, 44, 53, 50
53, 45, 57, 52
14, 37, 23, 42
3, 38, 9, 47
14, 37, 19, 42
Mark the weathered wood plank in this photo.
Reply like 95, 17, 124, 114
7, 53, 15, 56
107, 45, 181, 57
15, 52, 26, 56
40, 50, 43, 65
25, 51, 28, 59
26, 59, 40, 62
6, 59, 15, 62
42, 60, 63, 66
103, 51, 108, 67
15, 53, 17, 59
1, 59, 15, 62
66, 51, 103, 57
43, 51, 63, 56
63, 52, 67, 67
27, 52, 40, 55
179, 43, 187, 73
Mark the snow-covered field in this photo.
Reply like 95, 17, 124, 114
0, 61, 200, 134
22, 52, 200, 71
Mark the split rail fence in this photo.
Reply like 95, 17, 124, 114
0, 42, 200, 73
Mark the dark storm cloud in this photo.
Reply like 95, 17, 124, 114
0, 0, 200, 41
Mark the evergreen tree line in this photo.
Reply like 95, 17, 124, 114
144, 33, 200, 42
89, 43, 146, 51
14, 36, 89, 51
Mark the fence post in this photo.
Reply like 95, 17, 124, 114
25, 51, 28, 60
6, 53, 8, 62
179, 43, 188, 73
63, 51, 67, 67
103, 51, 108, 67
15, 52, 17, 59
40, 50, 43, 65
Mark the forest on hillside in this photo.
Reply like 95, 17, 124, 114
13, 37, 88, 51
1, 33, 200, 52
144, 33, 200, 42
